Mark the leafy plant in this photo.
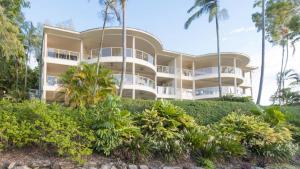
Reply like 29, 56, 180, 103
60, 63, 116, 107
136, 100, 197, 161
87, 95, 140, 156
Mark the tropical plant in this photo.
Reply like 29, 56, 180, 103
87, 95, 140, 156
136, 100, 198, 161
185, 0, 228, 98
60, 63, 116, 107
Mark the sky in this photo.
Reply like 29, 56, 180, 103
23, 0, 300, 105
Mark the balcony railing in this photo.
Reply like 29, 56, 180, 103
182, 69, 193, 77
48, 48, 79, 61
157, 86, 175, 95
113, 74, 155, 89
89, 48, 155, 65
195, 86, 244, 97
182, 88, 194, 98
47, 76, 61, 86
195, 66, 242, 77
135, 49, 154, 65
157, 65, 175, 74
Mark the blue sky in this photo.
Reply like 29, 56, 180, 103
23, 0, 300, 105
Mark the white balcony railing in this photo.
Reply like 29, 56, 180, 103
48, 48, 79, 61
157, 86, 175, 95
182, 88, 194, 98
88, 48, 154, 65
113, 74, 155, 89
47, 76, 61, 86
195, 66, 243, 77
195, 86, 244, 97
182, 69, 193, 77
157, 65, 175, 74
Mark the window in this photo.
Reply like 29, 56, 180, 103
126, 48, 132, 57
101, 48, 111, 57
112, 48, 122, 56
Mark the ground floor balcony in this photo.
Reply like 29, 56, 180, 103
157, 86, 176, 99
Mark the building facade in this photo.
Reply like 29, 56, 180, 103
42, 25, 255, 102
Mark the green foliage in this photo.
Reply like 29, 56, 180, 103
87, 96, 140, 156
216, 112, 297, 162
136, 100, 197, 161
196, 158, 215, 169
218, 95, 253, 102
122, 99, 259, 124
60, 63, 116, 107
0, 100, 94, 163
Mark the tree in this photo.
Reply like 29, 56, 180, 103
119, 0, 127, 97
252, 0, 300, 104
21, 21, 42, 92
95, 0, 120, 95
185, 0, 228, 98
60, 63, 116, 107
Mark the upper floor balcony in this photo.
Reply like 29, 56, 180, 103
86, 48, 155, 68
46, 48, 80, 65
157, 65, 175, 78
195, 66, 243, 79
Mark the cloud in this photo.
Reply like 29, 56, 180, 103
230, 26, 256, 34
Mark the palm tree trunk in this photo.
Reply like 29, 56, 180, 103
278, 44, 285, 105
256, 0, 266, 105
24, 52, 28, 92
283, 37, 289, 89
215, 14, 222, 98
94, 5, 109, 96
119, 0, 127, 97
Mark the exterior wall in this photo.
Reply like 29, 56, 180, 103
42, 26, 255, 102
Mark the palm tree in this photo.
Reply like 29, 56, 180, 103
119, 0, 127, 97
95, 0, 120, 95
256, 0, 266, 105
21, 21, 40, 92
185, 0, 228, 98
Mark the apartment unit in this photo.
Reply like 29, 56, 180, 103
42, 25, 255, 102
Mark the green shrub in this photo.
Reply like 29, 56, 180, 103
87, 96, 140, 156
136, 100, 197, 161
216, 112, 298, 162
217, 95, 253, 102
196, 158, 216, 169
0, 100, 94, 163
122, 99, 259, 124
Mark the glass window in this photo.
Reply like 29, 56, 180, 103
48, 49, 56, 58
101, 48, 111, 57
112, 48, 122, 56
126, 48, 132, 57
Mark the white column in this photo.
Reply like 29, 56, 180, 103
80, 40, 83, 63
132, 37, 136, 99
192, 60, 195, 98
180, 55, 183, 100
155, 53, 157, 100
233, 57, 237, 95
174, 58, 177, 97
42, 33, 48, 101
250, 70, 253, 98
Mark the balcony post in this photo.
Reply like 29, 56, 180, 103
233, 57, 237, 95
250, 70, 253, 98
192, 61, 195, 98
132, 64, 136, 100
42, 33, 48, 101
80, 40, 83, 62
155, 53, 157, 100
132, 36, 136, 58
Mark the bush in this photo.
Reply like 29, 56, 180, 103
135, 100, 198, 161
122, 99, 259, 124
0, 100, 94, 163
86, 96, 140, 156
216, 112, 298, 162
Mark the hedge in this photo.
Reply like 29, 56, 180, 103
121, 99, 259, 124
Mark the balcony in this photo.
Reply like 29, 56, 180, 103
157, 65, 175, 74
157, 86, 175, 98
45, 76, 62, 91
195, 86, 244, 99
88, 48, 155, 66
182, 69, 193, 77
47, 48, 79, 64
182, 88, 194, 99
195, 66, 243, 77
113, 74, 155, 90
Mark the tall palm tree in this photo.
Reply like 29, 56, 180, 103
256, 0, 266, 105
95, 0, 120, 95
119, 0, 127, 97
185, 0, 228, 98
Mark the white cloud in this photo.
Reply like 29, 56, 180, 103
230, 26, 256, 34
